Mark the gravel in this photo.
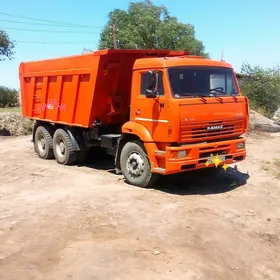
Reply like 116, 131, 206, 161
249, 109, 280, 133
0, 112, 33, 136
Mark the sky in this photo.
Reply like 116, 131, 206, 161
1, 0, 280, 89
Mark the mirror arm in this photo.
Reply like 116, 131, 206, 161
145, 70, 160, 98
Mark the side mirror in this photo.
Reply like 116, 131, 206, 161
145, 70, 158, 98
145, 88, 156, 98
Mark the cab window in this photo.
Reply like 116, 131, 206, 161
140, 72, 164, 96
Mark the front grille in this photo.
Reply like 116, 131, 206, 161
192, 122, 233, 139
180, 118, 244, 142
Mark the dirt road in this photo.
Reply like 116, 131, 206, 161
0, 133, 280, 280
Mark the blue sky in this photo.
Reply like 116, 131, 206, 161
1, 0, 280, 89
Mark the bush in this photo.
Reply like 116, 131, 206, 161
0, 86, 19, 107
239, 63, 280, 118
22, 119, 33, 135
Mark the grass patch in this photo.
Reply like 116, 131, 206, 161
0, 107, 21, 113
273, 158, 280, 168
261, 160, 271, 171
261, 159, 280, 179
261, 164, 270, 172
254, 106, 272, 118
263, 160, 270, 164
273, 171, 280, 179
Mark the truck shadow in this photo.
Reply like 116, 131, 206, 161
78, 148, 116, 171
151, 167, 250, 195
77, 150, 250, 195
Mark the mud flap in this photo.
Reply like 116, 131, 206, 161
66, 129, 80, 151
114, 136, 123, 174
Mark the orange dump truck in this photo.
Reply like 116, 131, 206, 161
19, 49, 249, 187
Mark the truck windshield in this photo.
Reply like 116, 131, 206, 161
167, 66, 239, 98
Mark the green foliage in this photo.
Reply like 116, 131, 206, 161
0, 107, 21, 113
0, 86, 19, 107
0, 30, 15, 61
22, 119, 33, 135
240, 62, 280, 117
98, 0, 207, 56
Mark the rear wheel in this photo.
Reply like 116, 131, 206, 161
53, 128, 77, 165
120, 140, 158, 187
34, 125, 54, 159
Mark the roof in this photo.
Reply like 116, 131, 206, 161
94, 49, 191, 57
133, 56, 233, 70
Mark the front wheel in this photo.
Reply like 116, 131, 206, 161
120, 140, 158, 188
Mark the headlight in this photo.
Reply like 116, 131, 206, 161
236, 142, 245, 149
177, 150, 187, 158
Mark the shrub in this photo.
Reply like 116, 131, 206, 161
239, 63, 280, 118
0, 86, 19, 107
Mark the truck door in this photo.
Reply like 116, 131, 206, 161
131, 70, 170, 142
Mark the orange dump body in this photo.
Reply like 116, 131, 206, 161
19, 49, 189, 128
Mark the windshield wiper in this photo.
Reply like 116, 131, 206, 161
198, 95, 207, 102
178, 93, 208, 102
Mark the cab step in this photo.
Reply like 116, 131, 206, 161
153, 167, 166, 173
155, 150, 166, 156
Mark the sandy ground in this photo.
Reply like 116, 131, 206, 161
0, 133, 280, 280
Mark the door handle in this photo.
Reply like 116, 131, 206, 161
135, 109, 141, 115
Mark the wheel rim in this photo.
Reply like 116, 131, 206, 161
55, 137, 66, 158
127, 152, 145, 178
37, 134, 46, 153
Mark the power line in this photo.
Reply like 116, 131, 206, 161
14, 40, 97, 44
0, 19, 102, 29
0, 12, 98, 28
1, 26, 99, 34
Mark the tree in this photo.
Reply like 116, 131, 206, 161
98, 0, 207, 56
0, 30, 15, 61
240, 62, 280, 117
0, 86, 19, 107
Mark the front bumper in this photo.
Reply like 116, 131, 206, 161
152, 137, 246, 175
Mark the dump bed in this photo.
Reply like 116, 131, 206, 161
19, 49, 188, 128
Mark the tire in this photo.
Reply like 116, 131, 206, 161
76, 150, 89, 164
53, 128, 77, 165
120, 140, 158, 187
34, 125, 54, 159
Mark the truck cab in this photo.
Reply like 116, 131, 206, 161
120, 55, 248, 185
